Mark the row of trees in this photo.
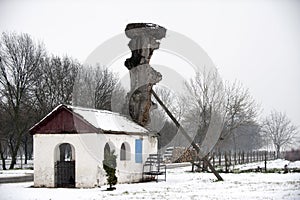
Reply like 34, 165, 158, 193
0, 32, 123, 169
0, 32, 298, 169
152, 68, 298, 159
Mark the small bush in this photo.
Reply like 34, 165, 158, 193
103, 150, 118, 190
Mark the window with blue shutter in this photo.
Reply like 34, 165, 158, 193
135, 139, 142, 163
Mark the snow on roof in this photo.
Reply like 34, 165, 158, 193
66, 105, 148, 134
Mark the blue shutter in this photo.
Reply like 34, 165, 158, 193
135, 139, 143, 163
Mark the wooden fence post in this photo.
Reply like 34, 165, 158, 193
212, 152, 215, 167
225, 152, 228, 173
229, 151, 231, 166
192, 157, 195, 172
246, 152, 249, 163
242, 151, 245, 164
234, 152, 237, 165
264, 151, 267, 172
219, 151, 221, 167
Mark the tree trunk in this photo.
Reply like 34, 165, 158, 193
0, 154, 6, 170
276, 145, 280, 159
9, 133, 23, 169
9, 155, 17, 169
9, 142, 20, 169
225, 152, 229, 173
232, 131, 237, 153
0, 142, 7, 170
202, 154, 209, 172
24, 142, 28, 165
24, 134, 28, 164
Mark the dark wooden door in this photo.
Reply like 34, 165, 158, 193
55, 161, 75, 187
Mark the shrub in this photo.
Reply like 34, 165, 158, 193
103, 150, 118, 190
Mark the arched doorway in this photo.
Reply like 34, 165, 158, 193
54, 143, 75, 188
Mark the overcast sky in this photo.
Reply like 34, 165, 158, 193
1, 0, 300, 136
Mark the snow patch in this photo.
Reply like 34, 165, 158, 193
0, 159, 299, 200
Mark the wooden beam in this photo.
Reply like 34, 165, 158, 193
151, 89, 223, 181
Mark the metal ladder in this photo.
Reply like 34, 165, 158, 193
142, 154, 166, 182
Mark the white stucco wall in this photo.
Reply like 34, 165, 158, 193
33, 133, 157, 188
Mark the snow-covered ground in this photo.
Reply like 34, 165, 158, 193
0, 159, 33, 170
0, 159, 299, 200
232, 159, 300, 171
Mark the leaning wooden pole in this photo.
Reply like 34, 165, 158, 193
151, 89, 224, 181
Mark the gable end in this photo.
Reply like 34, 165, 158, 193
29, 105, 98, 134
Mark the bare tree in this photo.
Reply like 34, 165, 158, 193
148, 86, 188, 150
183, 68, 224, 145
154, 87, 187, 122
219, 81, 260, 151
182, 68, 261, 172
111, 83, 126, 114
94, 66, 120, 110
73, 66, 96, 108
262, 111, 298, 158
0, 32, 45, 169
34, 55, 79, 117
150, 86, 186, 126
73, 65, 124, 111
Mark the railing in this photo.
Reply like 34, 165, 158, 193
190, 150, 277, 172
142, 154, 166, 182
163, 147, 279, 172
211, 151, 277, 167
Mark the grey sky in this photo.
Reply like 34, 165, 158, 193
1, 0, 300, 135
